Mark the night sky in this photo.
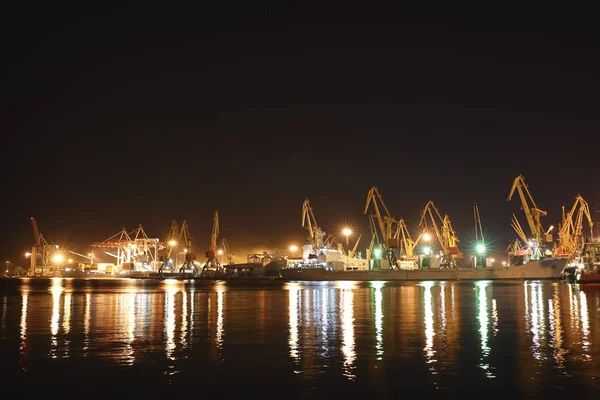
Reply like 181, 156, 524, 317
3, 6, 600, 266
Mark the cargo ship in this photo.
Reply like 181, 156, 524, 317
280, 257, 567, 281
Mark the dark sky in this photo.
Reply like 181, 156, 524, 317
2, 5, 600, 266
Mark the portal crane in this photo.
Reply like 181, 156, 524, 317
29, 217, 55, 275
348, 234, 362, 258
396, 218, 422, 266
201, 210, 225, 277
364, 187, 399, 268
419, 201, 462, 268
365, 212, 380, 263
302, 198, 325, 250
507, 174, 550, 259
554, 194, 594, 258
178, 220, 199, 276
220, 238, 234, 265
159, 220, 180, 274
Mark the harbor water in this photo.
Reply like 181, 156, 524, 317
0, 278, 598, 397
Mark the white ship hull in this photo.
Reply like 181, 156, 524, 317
281, 257, 567, 281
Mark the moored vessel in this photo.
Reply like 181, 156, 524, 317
281, 257, 566, 281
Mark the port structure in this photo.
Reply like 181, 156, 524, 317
29, 217, 60, 276
507, 174, 553, 262
158, 220, 198, 276
91, 225, 163, 273
200, 210, 225, 278
419, 200, 462, 268
554, 194, 593, 258
177, 220, 200, 276
364, 186, 400, 269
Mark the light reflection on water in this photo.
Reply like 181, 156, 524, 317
338, 281, 356, 380
476, 281, 494, 378
1, 278, 599, 395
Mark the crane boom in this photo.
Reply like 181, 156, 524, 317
507, 174, 547, 243
302, 198, 325, 249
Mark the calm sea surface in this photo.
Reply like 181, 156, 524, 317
0, 278, 598, 397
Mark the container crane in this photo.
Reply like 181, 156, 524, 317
419, 200, 462, 268
364, 186, 399, 268
507, 174, 552, 260
201, 210, 225, 277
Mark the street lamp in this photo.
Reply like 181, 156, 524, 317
289, 245, 298, 257
342, 228, 352, 249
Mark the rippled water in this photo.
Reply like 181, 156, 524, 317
0, 278, 598, 397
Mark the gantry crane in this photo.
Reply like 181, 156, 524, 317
178, 220, 199, 276
419, 201, 462, 268
302, 198, 325, 251
507, 174, 552, 260
364, 187, 399, 268
201, 210, 225, 277
554, 194, 594, 258
159, 220, 180, 275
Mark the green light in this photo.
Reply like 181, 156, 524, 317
423, 247, 431, 255
373, 248, 382, 258
476, 243, 486, 254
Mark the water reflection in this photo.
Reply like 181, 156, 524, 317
371, 281, 384, 360
4, 278, 599, 394
548, 284, 567, 373
579, 290, 590, 361
338, 281, 356, 380
180, 291, 188, 348
84, 293, 91, 354
421, 281, 436, 368
122, 292, 136, 365
216, 285, 224, 355
476, 281, 495, 378
288, 283, 301, 370
50, 279, 63, 358
20, 291, 28, 367
524, 282, 546, 361
164, 282, 177, 362
1, 294, 7, 336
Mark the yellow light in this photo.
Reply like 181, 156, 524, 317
53, 254, 64, 263
217, 249, 224, 255
68, 259, 73, 263
423, 233, 431, 241
25, 252, 31, 258
342, 228, 352, 237
289, 245, 298, 252
168, 240, 177, 246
